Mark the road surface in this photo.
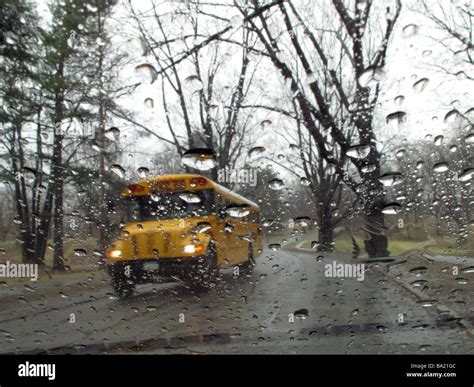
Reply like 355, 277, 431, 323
0, 247, 472, 354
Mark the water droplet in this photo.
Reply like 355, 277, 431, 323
417, 300, 437, 307
179, 192, 201, 204
111, 164, 125, 178
382, 203, 402, 215
260, 119, 272, 129
347, 144, 371, 159
73, 248, 87, 257
300, 177, 311, 186
134, 63, 158, 84
269, 244, 281, 251
248, 146, 265, 158
294, 309, 309, 320
379, 172, 404, 187
358, 66, 385, 87
4, 32, 17, 45
226, 205, 250, 218
137, 167, 149, 178
144, 98, 154, 109
458, 168, 474, 182
386, 111, 407, 127
465, 133, 474, 144
181, 148, 216, 171
24, 284, 36, 292
185, 74, 204, 92
361, 164, 376, 173
351, 309, 359, 316
295, 217, 311, 227
394, 95, 405, 105
105, 127, 120, 141
402, 24, 418, 38
456, 277, 469, 285
409, 266, 428, 277
413, 78, 429, 93
67, 33, 78, 49
410, 279, 428, 287
456, 71, 467, 80
86, 3, 98, 12
262, 219, 274, 227
444, 110, 460, 124
195, 222, 212, 234
268, 178, 284, 190
433, 162, 449, 173
461, 266, 474, 274
434, 135, 444, 146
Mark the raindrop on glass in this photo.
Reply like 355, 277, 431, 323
268, 178, 284, 190
402, 24, 418, 38
111, 164, 125, 178
433, 162, 449, 173
134, 63, 158, 84
413, 78, 429, 93
346, 144, 371, 159
248, 146, 265, 158
182, 148, 217, 171
379, 172, 404, 187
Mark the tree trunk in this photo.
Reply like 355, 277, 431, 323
97, 10, 107, 262
317, 205, 334, 252
52, 62, 65, 271
362, 186, 389, 258
52, 139, 65, 271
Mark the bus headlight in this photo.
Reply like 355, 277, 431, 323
183, 244, 204, 254
107, 249, 122, 258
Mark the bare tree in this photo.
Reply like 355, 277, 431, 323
127, 1, 263, 184
230, 0, 402, 257
418, 0, 473, 80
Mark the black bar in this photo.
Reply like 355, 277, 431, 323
0, 355, 472, 386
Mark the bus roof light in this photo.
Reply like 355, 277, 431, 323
127, 184, 145, 194
190, 177, 207, 186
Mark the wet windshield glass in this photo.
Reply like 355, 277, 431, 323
0, 0, 473, 366
124, 189, 215, 221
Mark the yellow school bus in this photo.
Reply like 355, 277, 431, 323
106, 174, 262, 297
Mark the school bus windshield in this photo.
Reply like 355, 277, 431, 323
124, 188, 215, 221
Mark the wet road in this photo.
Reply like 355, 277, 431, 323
0, 247, 473, 354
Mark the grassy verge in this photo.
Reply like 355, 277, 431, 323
282, 235, 473, 257
0, 238, 104, 284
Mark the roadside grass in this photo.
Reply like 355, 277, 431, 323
0, 238, 104, 284
278, 216, 474, 257
281, 235, 473, 257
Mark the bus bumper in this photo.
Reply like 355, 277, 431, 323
106, 256, 212, 282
